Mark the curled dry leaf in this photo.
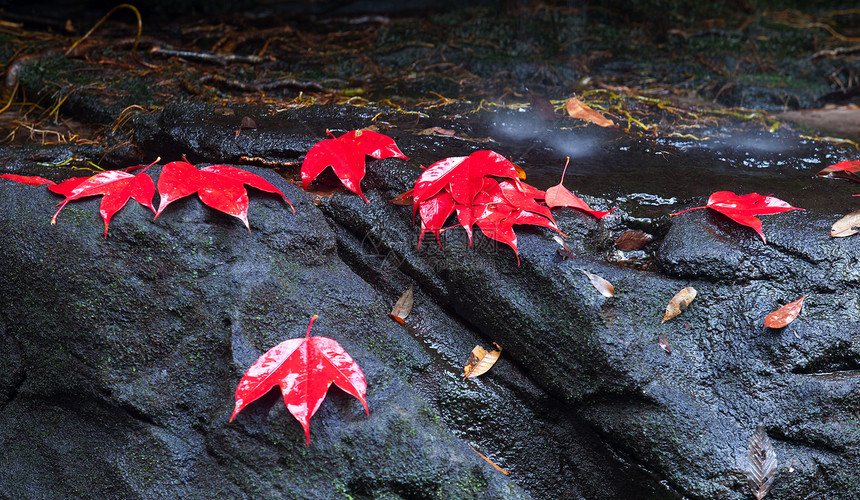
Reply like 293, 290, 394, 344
662, 287, 697, 323
831, 209, 860, 237
764, 296, 807, 329
389, 284, 414, 325
463, 343, 502, 379
578, 268, 615, 298
746, 425, 778, 500
657, 332, 672, 354
565, 96, 615, 127
614, 230, 653, 251
553, 235, 575, 259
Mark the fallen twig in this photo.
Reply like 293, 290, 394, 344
198, 74, 330, 93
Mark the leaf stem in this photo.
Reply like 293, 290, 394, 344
560, 156, 570, 184
669, 206, 705, 217
306, 314, 318, 338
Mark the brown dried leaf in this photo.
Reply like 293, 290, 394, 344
469, 445, 510, 474
418, 126, 457, 136
763, 295, 807, 329
235, 116, 258, 138
657, 332, 672, 354
389, 188, 414, 206
240, 116, 258, 130
529, 92, 559, 121
463, 343, 502, 379
566, 96, 615, 127
578, 268, 615, 298
553, 235, 574, 259
389, 284, 414, 325
746, 425, 778, 500
831, 209, 860, 237
662, 287, 697, 323
614, 230, 654, 251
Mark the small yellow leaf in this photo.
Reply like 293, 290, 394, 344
662, 287, 697, 323
463, 343, 502, 379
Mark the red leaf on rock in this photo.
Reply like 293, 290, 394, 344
155, 160, 293, 230
49, 176, 89, 197
230, 315, 368, 446
545, 159, 615, 218
764, 296, 807, 329
417, 191, 456, 248
476, 208, 558, 262
50, 167, 156, 237
670, 191, 803, 243
412, 150, 562, 262
413, 150, 520, 211
301, 129, 408, 202
816, 160, 860, 183
0, 174, 56, 186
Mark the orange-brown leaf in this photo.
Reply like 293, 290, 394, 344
615, 230, 654, 251
831, 210, 860, 238
389, 284, 414, 324
764, 296, 807, 329
512, 162, 527, 180
566, 96, 615, 127
579, 268, 615, 298
463, 343, 502, 379
662, 287, 697, 323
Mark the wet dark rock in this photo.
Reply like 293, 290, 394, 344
311, 135, 860, 498
0, 168, 525, 499
3, 106, 860, 498
3, 2, 860, 497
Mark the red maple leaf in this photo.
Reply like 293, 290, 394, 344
301, 129, 408, 202
49, 168, 156, 237
412, 150, 562, 262
0, 174, 56, 186
155, 160, 294, 230
412, 150, 520, 213
230, 315, 368, 446
544, 159, 614, 218
816, 160, 860, 183
670, 191, 803, 243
